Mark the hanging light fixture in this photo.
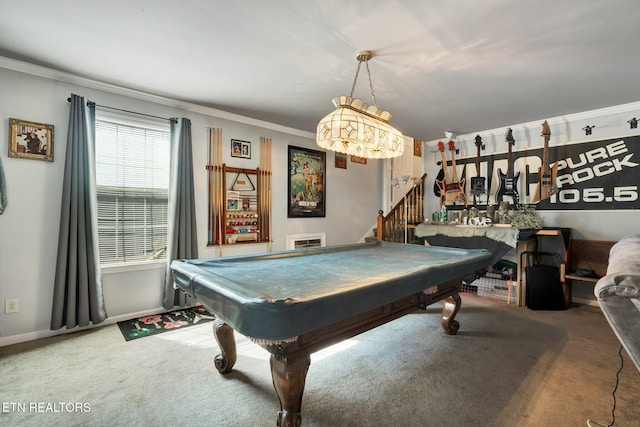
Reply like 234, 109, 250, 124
316, 50, 404, 159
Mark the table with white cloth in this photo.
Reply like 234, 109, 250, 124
414, 224, 570, 306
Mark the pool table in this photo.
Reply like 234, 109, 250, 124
171, 241, 491, 426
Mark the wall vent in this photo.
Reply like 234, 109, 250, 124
286, 233, 326, 250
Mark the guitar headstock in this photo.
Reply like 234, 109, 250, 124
447, 139, 456, 151
437, 140, 445, 152
505, 128, 515, 145
475, 135, 484, 150
541, 120, 551, 137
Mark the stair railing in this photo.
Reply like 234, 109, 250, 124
377, 173, 426, 243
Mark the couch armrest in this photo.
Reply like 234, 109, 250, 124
595, 234, 640, 372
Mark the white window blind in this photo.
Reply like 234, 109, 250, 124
95, 115, 170, 265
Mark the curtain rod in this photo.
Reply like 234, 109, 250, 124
67, 97, 177, 123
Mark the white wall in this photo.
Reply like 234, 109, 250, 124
0, 63, 383, 344
3, 58, 638, 345
422, 103, 640, 241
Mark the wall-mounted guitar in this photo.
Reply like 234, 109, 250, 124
435, 141, 451, 207
435, 140, 467, 207
531, 120, 558, 203
470, 135, 485, 206
447, 140, 467, 206
495, 127, 520, 206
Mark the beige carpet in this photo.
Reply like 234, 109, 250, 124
1, 296, 638, 426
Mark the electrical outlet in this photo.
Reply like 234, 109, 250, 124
5, 298, 19, 314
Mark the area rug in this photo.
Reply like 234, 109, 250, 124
117, 306, 215, 341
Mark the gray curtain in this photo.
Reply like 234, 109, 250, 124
51, 94, 107, 329
163, 118, 198, 309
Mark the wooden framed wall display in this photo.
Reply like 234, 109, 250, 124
223, 166, 260, 244
207, 130, 272, 247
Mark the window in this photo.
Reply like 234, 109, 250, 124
95, 112, 170, 265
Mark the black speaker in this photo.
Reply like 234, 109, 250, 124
525, 264, 566, 310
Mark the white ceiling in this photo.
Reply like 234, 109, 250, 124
1, 0, 639, 142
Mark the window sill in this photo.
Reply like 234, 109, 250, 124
101, 260, 166, 275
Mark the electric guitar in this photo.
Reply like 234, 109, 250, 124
531, 120, 558, 203
435, 141, 451, 207
447, 140, 467, 206
495, 128, 520, 206
470, 135, 485, 206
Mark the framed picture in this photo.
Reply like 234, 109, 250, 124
226, 198, 240, 210
8, 118, 54, 162
288, 145, 325, 218
414, 138, 422, 157
351, 155, 367, 165
335, 152, 347, 169
231, 139, 251, 158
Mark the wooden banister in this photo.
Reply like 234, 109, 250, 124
377, 174, 426, 243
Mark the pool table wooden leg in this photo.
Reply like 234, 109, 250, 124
270, 352, 311, 427
212, 319, 237, 374
441, 293, 461, 335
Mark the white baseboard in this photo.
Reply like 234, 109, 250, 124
0, 307, 168, 347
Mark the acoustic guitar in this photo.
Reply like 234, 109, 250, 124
531, 120, 558, 203
470, 135, 485, 206
495, 128, 520, 206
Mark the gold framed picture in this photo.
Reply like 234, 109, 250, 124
8, 118, 54, 162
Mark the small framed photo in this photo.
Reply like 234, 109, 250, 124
335, 152, 347, 169
226, 198, 240, 210
242, 198, 251, 210
231, 139, 251, 159
8, 118, 54, 162
351, 155, 367, 165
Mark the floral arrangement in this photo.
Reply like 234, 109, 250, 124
510, 207, 543, 229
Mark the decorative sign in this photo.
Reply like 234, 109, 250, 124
351, 155, 367, 164
543, 135, 639, 210
335, 152, 347, 169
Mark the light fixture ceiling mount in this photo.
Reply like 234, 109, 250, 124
316, 50, 404, 159
355, 50, 372, 62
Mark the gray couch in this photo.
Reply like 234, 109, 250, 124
594, 234, 640, 371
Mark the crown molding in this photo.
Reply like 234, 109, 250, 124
422, 97, 640, 147
0, 56, 316, 139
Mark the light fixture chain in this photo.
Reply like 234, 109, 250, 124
365, 61, 377, 107
349, 61, 362, 98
